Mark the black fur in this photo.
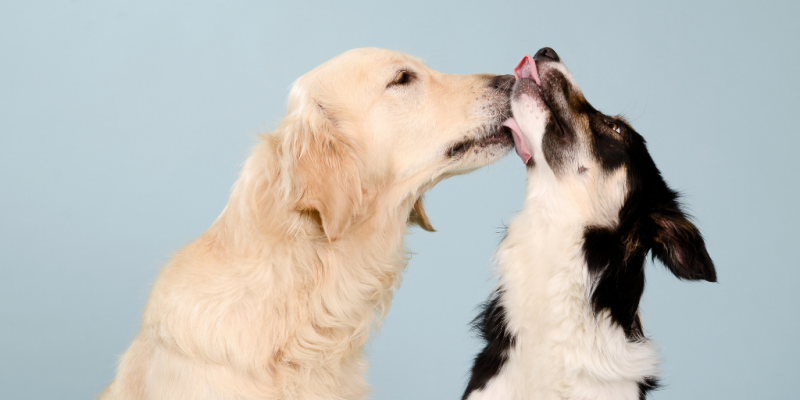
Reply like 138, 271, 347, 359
638, 376, 660, 399
583, 118, 716, 339
462, 291, 515, 400
587, 114, 628, 172
583, 226, 648, 340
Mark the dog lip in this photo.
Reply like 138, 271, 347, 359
512, 77, 549, 108
477, 127, 514, 147
446, 126, 514, 158
514, 77, 541, 95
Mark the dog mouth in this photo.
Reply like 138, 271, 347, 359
503, 55, 549, 164
447, 125, 514, 158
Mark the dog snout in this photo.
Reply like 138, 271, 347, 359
489, 74, 515, 93
533, 47, 560, 63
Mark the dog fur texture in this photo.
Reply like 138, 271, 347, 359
101, 48, 515, 400
463, 48, 716, 400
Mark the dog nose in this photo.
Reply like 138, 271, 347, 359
534, 47, 560, 62
489, 74, 515, 92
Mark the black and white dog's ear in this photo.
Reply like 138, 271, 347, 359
651, 205, 717, 282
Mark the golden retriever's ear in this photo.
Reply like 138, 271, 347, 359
289, 106, 363, 242
409, 197, 435, 232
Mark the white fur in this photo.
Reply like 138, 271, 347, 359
467, 366, 518, 400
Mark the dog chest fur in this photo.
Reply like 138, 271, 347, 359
470, 185, 658, 400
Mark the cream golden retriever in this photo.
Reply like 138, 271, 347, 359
101, 48, 514, 400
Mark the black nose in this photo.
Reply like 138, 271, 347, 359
489, 74, 515, 92
534, 47, 560, 62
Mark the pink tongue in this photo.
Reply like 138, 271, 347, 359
503, 117, 530, 164
513, 55, 540, 85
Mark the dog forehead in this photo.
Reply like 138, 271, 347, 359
313, 48, 423, 82
291, 48, 427, 106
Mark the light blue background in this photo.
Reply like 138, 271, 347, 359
1, 1, 798, 399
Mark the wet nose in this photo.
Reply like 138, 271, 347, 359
489, 74, 515, 92
533, 47, 560, 62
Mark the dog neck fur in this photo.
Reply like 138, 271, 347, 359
131, 125, 420, 400
478, 163, 657, 400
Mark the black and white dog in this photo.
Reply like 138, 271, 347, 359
463, 48, 717, 400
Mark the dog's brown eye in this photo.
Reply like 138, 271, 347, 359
395, 71, 409, 84
607, 122, 621, 134
389, 70, 415, 87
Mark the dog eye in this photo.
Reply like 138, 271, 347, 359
389, 70, 415, 87
607, 122, 621, 134
394, 71, 410, 85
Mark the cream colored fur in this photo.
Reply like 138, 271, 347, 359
100, 48, 512, 400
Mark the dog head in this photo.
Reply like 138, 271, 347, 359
277, 48, 514, 241
504, 48, 715, 315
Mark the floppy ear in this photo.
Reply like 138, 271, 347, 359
651, 204, 716, 282
408, 197, 435, 232
289, 105, 363, 242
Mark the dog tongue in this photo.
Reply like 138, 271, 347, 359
514, 55, 540, 85
503, 117, 530, 164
